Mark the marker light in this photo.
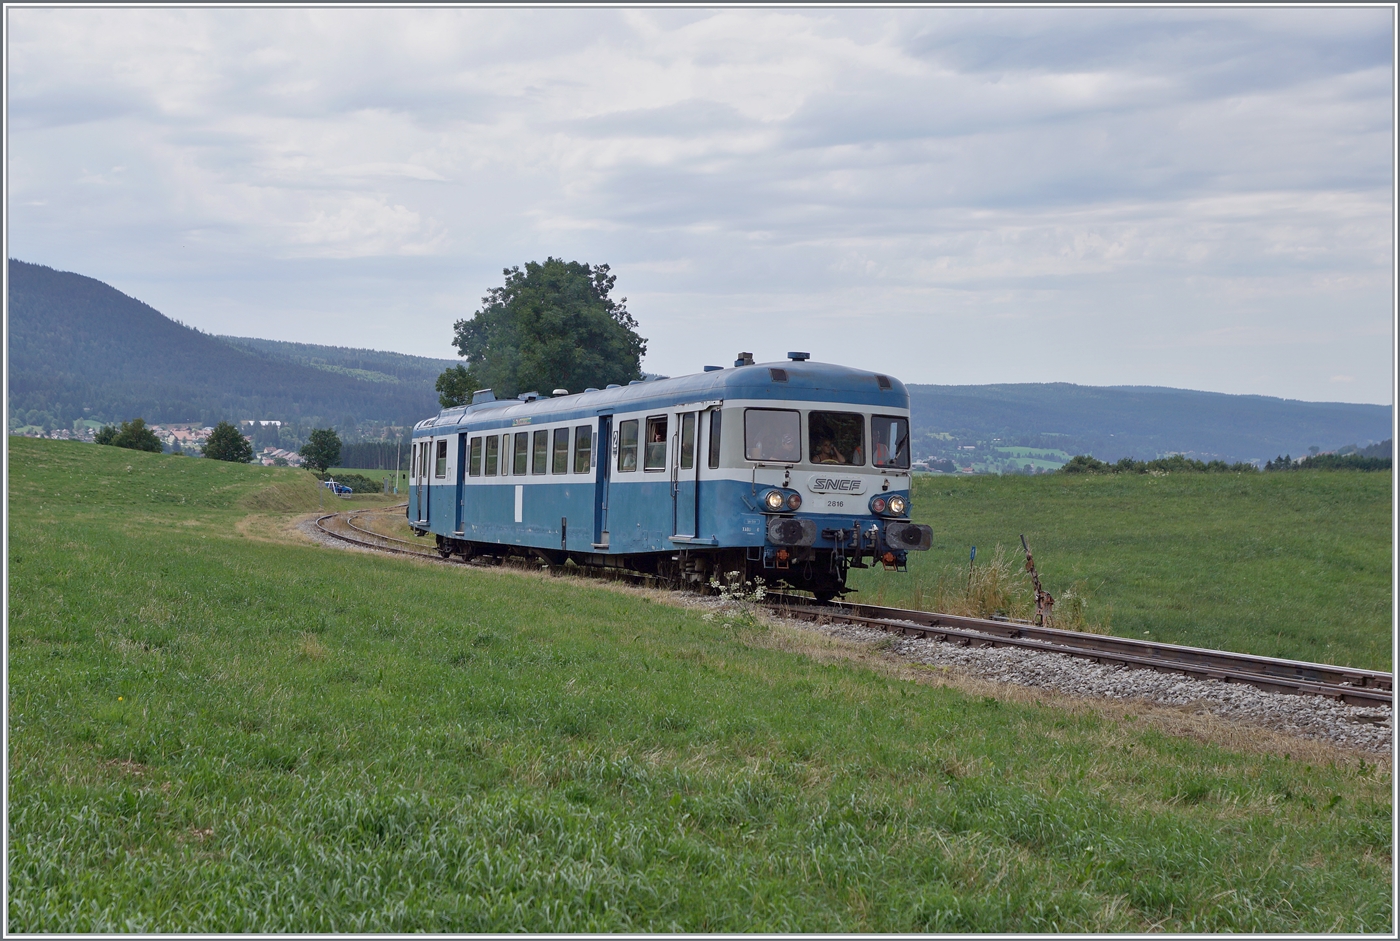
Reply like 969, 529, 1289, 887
764, 490, 786, 510
786, 492, 802, 511
870, 496, 887, 514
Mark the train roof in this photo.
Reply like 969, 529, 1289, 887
413, 359, 909, 435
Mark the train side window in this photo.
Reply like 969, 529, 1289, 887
810, 411, 865, 466
679, 412, 695, 470
618, 419, 639, 472
744, 408, 801, 463
872, 415, 911, 469
469, 437, 483, 477
708, 410, 722, 469
435, 439, 448, 478
513, 432, 529, 475
532, 429, 548, 474
410, 444, 417, 477
552, 428, 569, 474
573, 425, 592, 473
484, 435, 498, 476
644, 416, 667, 471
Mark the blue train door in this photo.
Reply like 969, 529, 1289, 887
593, 415, 612, 548
454, 433, 467, 535
412, 441, 425, 523
672, 411, 698, 537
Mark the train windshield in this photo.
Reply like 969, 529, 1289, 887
809, 411, 864, 466
744, 409, 800, 463
872, 415, 910, 469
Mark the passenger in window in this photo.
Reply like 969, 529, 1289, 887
808, 412, 864, 466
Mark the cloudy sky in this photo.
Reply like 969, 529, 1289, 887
6, 7, 1395, 404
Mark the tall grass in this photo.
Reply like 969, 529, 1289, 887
903, 545, 1110, 633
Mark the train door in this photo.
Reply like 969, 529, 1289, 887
593, 415, 612, 548
672, 411, 698, 537
454, 433, 467, 534
411, 441, 422, 522
417, 439, 432, 525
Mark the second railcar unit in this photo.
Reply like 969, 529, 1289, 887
407, 353, 932, 600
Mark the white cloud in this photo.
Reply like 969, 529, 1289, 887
5, 6, 1393, 403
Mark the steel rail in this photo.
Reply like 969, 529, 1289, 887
764, 593, 1392, 707
309, 509, 1391, 707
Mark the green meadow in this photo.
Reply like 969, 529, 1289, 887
850, 471, 1393, 671
6, 438, 1392, 932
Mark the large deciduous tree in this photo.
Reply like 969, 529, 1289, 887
435, 364, 478, 409
203, 421, 254, 463
449, 259, 646, 399
300, 428, 342, 474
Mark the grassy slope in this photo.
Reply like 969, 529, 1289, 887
849, 472, 1393, 670
6, 439, 1392, 932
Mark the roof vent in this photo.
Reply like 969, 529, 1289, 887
734, 352, 755, 367
703, 365, 723, 372
585, 387, 600, 393
769, 367, 789, 382
519, 391, 540, 402
605, 384, 621, 390
876, 375, 892, 391
628, 380, 643, 385
471, 389, 496, 404
552, 388, 569, 396
787, 351, 810, 361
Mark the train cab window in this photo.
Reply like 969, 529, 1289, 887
484, 435, 499, 476
435, 439, 448, 478
513, 432, 529, 475
872, 415, 911, 469
552, 428, 569, 474
573, 425, 592, 473
810, 411, 865, 466
618, 420, 639, 472
644, 416, 668, 471
469, 437, 483, 476
532, 429, 548, 474
708, 411, 722, 469
679, 413, 696, 470
744, 408, 801, 463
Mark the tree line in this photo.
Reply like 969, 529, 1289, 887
1062, 449, 1391, 475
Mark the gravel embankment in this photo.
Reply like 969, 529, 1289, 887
774, 610, 1391, 754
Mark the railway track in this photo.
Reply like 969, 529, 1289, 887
312, 507, 1393, 708
763, 594, 1392, 707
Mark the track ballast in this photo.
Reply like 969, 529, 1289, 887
313, 506, 1393, 708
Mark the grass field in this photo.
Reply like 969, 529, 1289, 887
6, 438, 1393, 932
849, 472, 1393, 671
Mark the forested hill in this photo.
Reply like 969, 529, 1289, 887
7, 259, 444, 431
907, 382, 1392, 465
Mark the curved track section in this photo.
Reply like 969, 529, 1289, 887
311, 508, 1391, 707
763, 594, 1392, 707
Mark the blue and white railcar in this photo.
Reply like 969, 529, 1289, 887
407, 353, 932, 599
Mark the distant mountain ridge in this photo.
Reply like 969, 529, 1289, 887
7, 259, 1392, 463
906, 382, 1392, 465
7, 259, 445, 434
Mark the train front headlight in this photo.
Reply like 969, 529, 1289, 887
887, 495, 907, 516
764, 489, 786, 511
